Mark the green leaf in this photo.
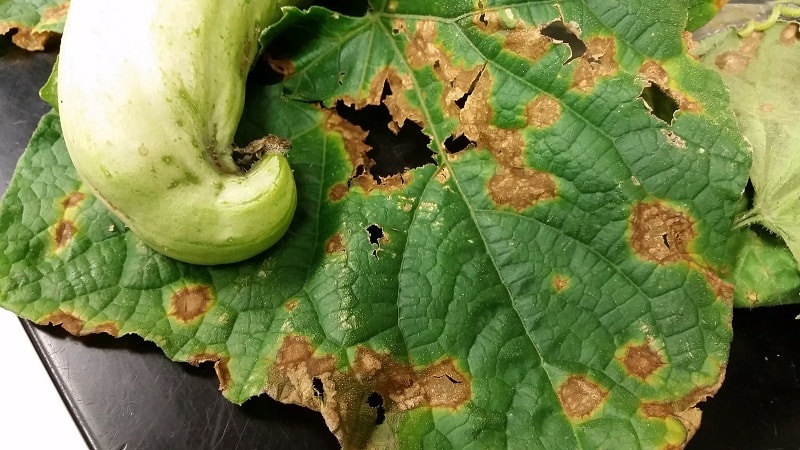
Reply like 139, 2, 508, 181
0, 0, 67, 50
685, 0, 729, 32
727, 228, 800, 307
699, 21, 800, 272
0, 2, 751, 448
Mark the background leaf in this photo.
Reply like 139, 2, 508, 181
0, 1, 751, 448
699, 21, 800, 284
0, 0, 67, 50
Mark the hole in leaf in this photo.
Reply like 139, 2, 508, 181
540, 21, 586, 64
640, 83, 679, 124
661, 233, 670, 250
366, 392, 386, 425
445, 374, 463, 384
312, 377, 325, 399
367, 224, 384, 246
454, 65, 485, 110
335, 83, 434, 181
444, 134, 475, 154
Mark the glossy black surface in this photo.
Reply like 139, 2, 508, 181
2, 21, 800, 450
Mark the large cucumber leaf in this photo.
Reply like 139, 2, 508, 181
0, 1, 750, 448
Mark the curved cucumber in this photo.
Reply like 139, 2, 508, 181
57, 0, 301, 265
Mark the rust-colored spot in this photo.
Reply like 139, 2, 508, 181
284, 299, 299, 312
188, 353, 232, 392
60, 191, 85, 209
354, 347, 471, 411
53, 220, 77, 250
169, 285, 214, 322
552, 274, 570, 293
39, 311, 84, 335
488, 166, 557, 212
639, 61, 701, 113
405, 21, 483, 120
557, 375, 608, 419
620, 342, 665, 380
527, 94, 562, 128
325, 232, 346, 254
697, 266, 734, 305
88, 322, 120, 337
350, 173, 409, 194
325, 110, 372, 173
715, 32, 762, 73
456, 70, 557, 211
266, 55, 295, 77
329, 183, 349, 202
629, 201, 695, 264
42, 2, 70, 23
472, 10, 501, 34
571, 36, 618, 93
267, 336, 471, 447
435, 166, 451, 184
759, 103, 776, 113
506, 25, 553, 61
0, 22, 57, 51
781, 23, 799, 46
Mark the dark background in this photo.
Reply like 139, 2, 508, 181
2, 6, 800, 449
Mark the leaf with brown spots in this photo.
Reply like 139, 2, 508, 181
0, 1, 753, 449
0, 0, 68, 51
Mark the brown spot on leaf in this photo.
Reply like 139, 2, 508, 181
696, 265, 734, 305
620, 342, 666, 380
571, 36, 618, 93
284, 299, 299, 312
267, 337, 471, 448
639, 61, 701, 113
53, 220, 77, 251
266, 55, 295, 77
39, 311, 84, 335
715, 32, 762, 73
527, 94, 562, 128
325, 110, 372, 174
629, 201, 695, 264
435, 166, 451, 184
329, 183, 349, 202
505, 25, 553, 61
552, 274, 570, 293
472, 10, 501, 34
354, 347, 471, 411
759, 103, 776, 113
60, 191, 85, 209
169, 285, 214, 322
456, 71, 557, 211
325, 233, 346, 254
188, 353, 232, 392
488, 166, 557, 212
781, 23, 799, 46
641, 365, 726, 446
557, 375, 608, 419
88, 322, 120, 337
405, 21, 483, 119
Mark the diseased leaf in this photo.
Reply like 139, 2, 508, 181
0, 1, 751, 448
0, 0, 68, 50
699, 21, 800, 272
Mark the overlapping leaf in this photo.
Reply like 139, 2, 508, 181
698, 18, 800, 305
0, 1, 750, 448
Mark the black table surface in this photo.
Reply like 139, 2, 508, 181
2, 27, 800, 450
